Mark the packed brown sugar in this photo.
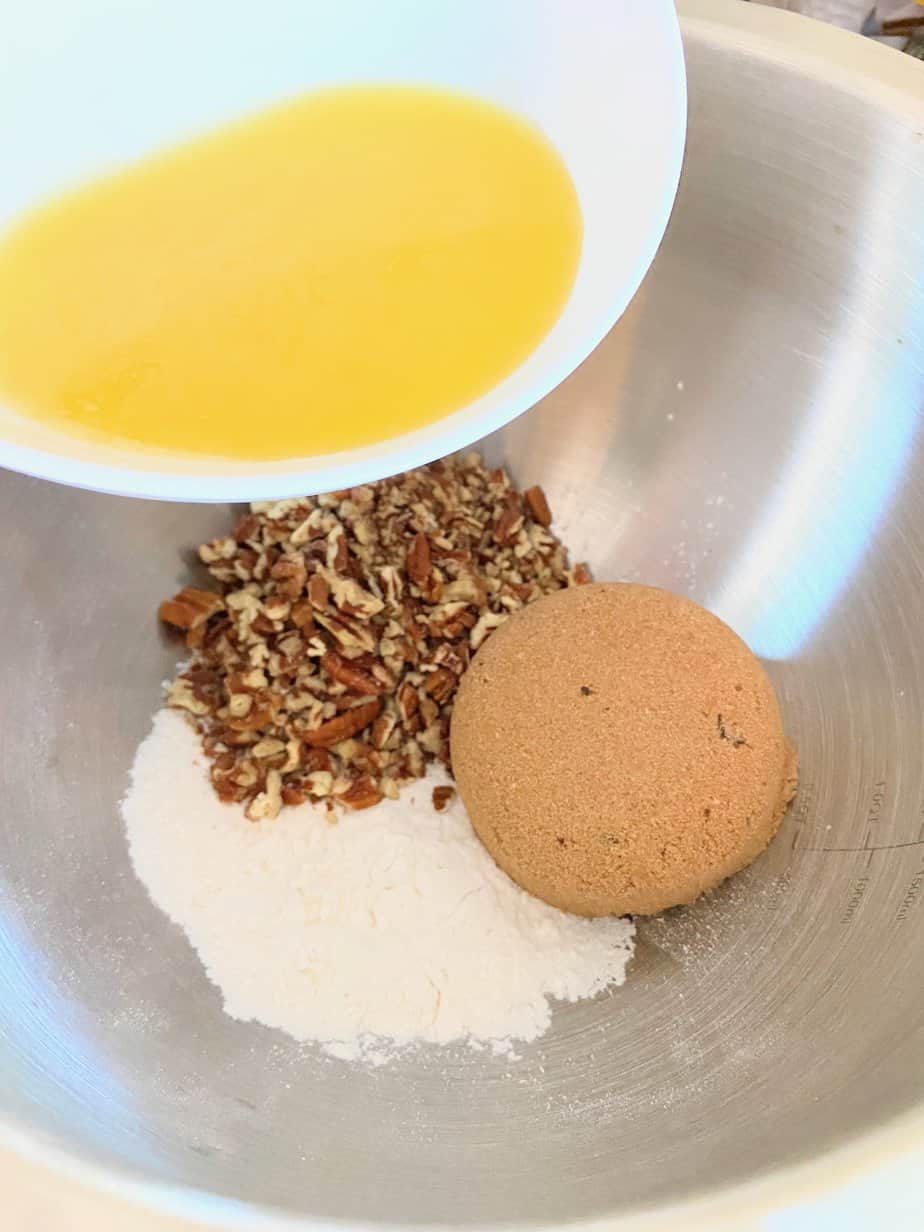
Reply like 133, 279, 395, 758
451, 582, 798, 917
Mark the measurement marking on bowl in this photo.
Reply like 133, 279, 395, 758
860, 780, 887, 850
896, 863, 924, 924
805, 838, 924, 854
840, 877, 870, 925
788, 781, 815, 851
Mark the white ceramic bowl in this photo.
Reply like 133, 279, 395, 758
0, 0, 685, 502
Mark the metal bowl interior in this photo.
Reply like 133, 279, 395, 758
2, 6, 924, 1228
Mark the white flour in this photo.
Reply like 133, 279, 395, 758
123, 710, 634, 1063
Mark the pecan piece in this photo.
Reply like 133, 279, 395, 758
322, 650, 386, 696
327, 526, 349, 572
432, 785, 455, 812
290, 598, 317, 631
166, 677, 210, 716
524, 485, 552, 528
339, 777, 383, 810
406, 532, 431, 588
186, 666, 223, 709
397, 680, 419, 722
302, 747, 334, 775
246, 769, 282, 821
281, 781, 310, 807
159, 587, 224, 631
371, 709, 398, 750
423, 667, 456, 704
233, 512, 260, 543
304, 698, 381, 748
493, 497, 525, 545
270, 552, 307, 599
308, 573, 330, 610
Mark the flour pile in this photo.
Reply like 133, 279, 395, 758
123, 710, 635, 1062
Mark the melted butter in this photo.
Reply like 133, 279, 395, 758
0, 85, 582, 460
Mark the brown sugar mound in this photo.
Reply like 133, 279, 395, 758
451, 583, 797, 917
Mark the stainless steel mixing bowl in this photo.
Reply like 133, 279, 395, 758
2, 2, 924, 1228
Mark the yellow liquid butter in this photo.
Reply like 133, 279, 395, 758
0, 86, 582, 460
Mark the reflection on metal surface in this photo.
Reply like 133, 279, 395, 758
0, 913, 144, 1164
721, 343, 919, 659
1, 9, 924, 1232
713, 144, 923, 658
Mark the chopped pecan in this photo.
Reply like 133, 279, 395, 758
320, 567, 384, 618
186, 667, 223, 708
432, 785, 455, 812
304, 698, 381, 748
302, 747, 334, 775
493, 495, 525, 545
159, 453, 581, 815
371, 709, 398, 750
246, 769, 282, 821
423, 667, 455, 704
233, 513, 260, 543
328, 527, 349, 572
166, 678, 210, 716
406, 532, 431, 588
322, 650, 386, 696
308, 573, 330, 610
339, 777, 383, 810
290, 598, 316, 631
281, 781, 311, 807
397, 680, 419, 722
313, 610, 377, 654
419, 692, 439, 726
159, 587, 224, 631
524, 485, 552, 528
270, 552, 307, 599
